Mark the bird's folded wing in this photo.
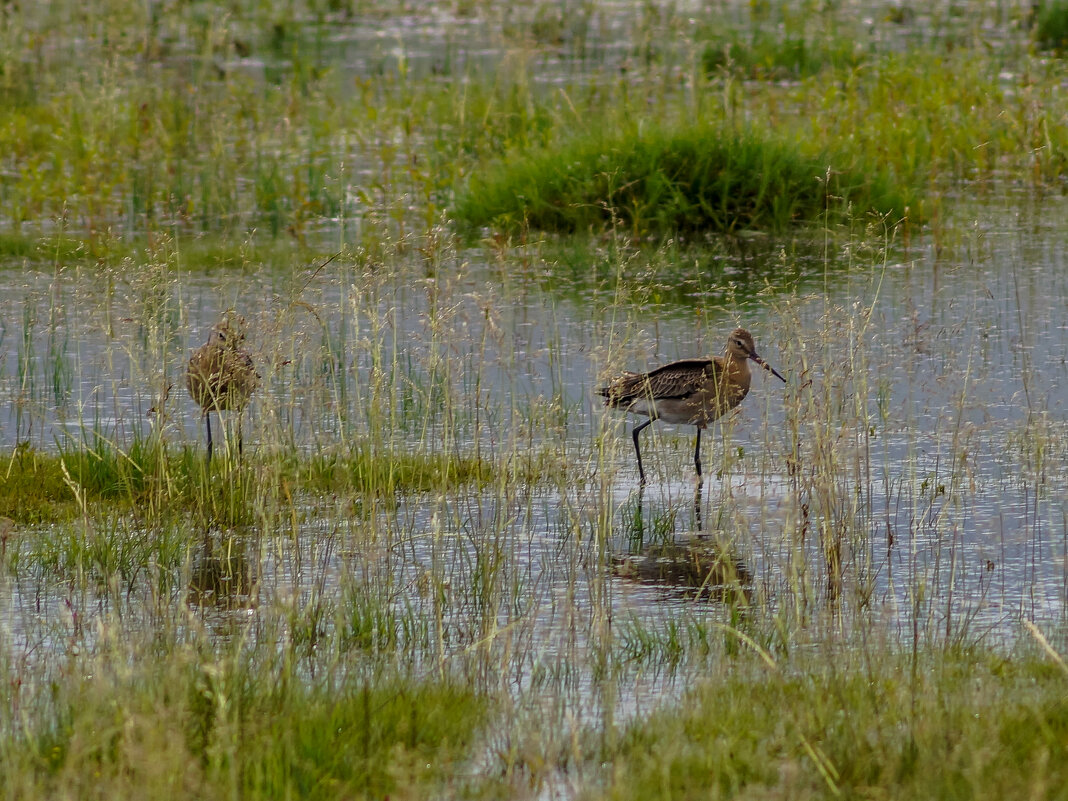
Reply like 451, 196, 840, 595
642, 359, 719, 399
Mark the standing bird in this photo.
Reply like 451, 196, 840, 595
599, 328, 786, 485
186, 314, 260, 463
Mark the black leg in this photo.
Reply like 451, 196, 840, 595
632, 418, 654, 485
205, 413, 213, 464
694, 427, 703, 480
237, 419, 243, 457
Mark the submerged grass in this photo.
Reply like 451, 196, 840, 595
0, 232, 110, 263
701, 27, 866, 80
301, 447, 492, 496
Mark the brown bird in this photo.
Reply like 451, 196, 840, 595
613, 537, 753, 603
186, 314, 260, 462
599, 328, 785, 485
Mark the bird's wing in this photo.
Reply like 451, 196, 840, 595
643, 359, 721, 399
598, 370, 637, 399
601, 359, 720, 404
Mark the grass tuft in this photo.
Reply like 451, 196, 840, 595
302, 447, 493, 495
1034, 1, 1068, 51
702, 29, 865, 79
240, 678, 486, 800
453, 123, 913, 237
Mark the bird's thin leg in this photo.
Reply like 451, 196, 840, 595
693, 427, 703, 481
237, 418, 243, 458
635, 486, 646, 540
632, 418, 654, 485
205, 413, 213, 464
693, 481, 703, 531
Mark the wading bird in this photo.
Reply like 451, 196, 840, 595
186, 314, 259, 463
599, 328, 786, 485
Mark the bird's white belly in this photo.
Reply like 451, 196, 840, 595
625, 399, 656, 418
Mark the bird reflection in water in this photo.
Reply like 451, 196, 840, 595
614, 484, 752, 604
187, 532, 258, 611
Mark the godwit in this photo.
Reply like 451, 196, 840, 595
186, 313, 260, 462
613, 537, 753, 602
599, 328, 785, 484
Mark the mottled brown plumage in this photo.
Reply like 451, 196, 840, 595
599, 328, 785, 484
613, 537, 753, 602
187, 315, 259, 461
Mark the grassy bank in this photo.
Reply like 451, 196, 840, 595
0, 623, 488, 800
5, 621, 1068, 800
0, 441, 494, 526
592, 633, 1068, 800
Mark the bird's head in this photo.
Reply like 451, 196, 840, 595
208, 314, 248, 348
727, 327, 786, 382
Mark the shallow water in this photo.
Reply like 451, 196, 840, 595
3, 194, 1067, 680
3, 3, 1068, 793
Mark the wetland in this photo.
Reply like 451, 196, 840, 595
3, 1, 1068, 798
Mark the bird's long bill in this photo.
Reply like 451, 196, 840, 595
750, 354, 787, 383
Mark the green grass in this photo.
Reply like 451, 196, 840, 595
1034, 1, 1068, 51
591, 640, 1068, 800
453, 123, 913, 237
0, 641, 488, 800
0, 446, 79, 524
0, 229, 331, 274
244, 683, 485, 799
0, 439, 495, 527
301, 447, 493, 495
0, 1, 1063, 247
702, 29, 865, 80
3, 3, 1068, 799
0, 231, 129, 263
